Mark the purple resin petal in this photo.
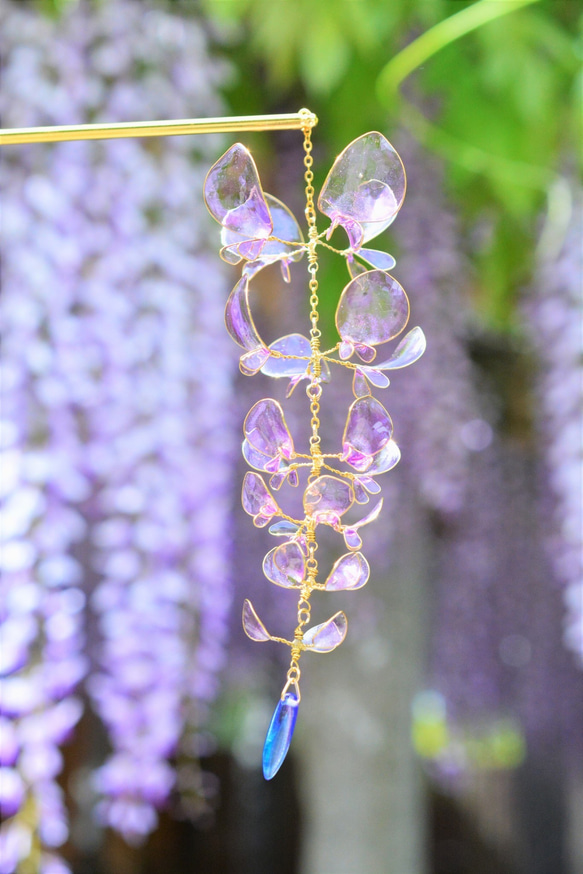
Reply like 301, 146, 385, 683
324, 552, 370, 591
352, 369, 372, 398
302, 611, 348, 653
342, 528, 363, 551
204, 143, 272, 238
242, 438, 272, 472
244, 399, 294, 461
318, 132, 406, 245
225, 276, 265, 351
261, 334, 311, 378
366, 440, 401, 474
351, 498, 384, 530
343, 397, 393, 472
371, 326, 427, 370
352, 479, 370, 504
242, 599, 273, 642
336, 270, 410, 348
242, 472, 280, 526
358, 248, 397, 271
263, 541, 305, 588
303, 476, 354, 525
355, 344, 376, 363
355, 475, 382, 495
255, 194, 304, 264
239, 347, 271, 376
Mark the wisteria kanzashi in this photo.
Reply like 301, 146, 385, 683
204, 115, 426, 779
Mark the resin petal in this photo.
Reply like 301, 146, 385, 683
318, 132, 406, 247
241, 472, 281, 527
343, 397, 393, 472
239, 347, 271, 376
263, 691, 299, 780
244, 399, 295, 462
204, 143, 272, 241
302, 611, 348, 653
268, 520, 300, 537
263, 541, 305, 588
336, 270, 410, 348
370, 326, 426, 371
324, 552, 370, 591
303, 476, 354, 525
366, 440, 401, 474
254, 194, 304, 269
342, 499, 384, 551
242, 599, 273, 642
358, 248, 397, 271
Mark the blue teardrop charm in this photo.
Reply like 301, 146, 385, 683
262, 691, 299, 780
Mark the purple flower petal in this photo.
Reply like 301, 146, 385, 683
241, 473, 281, 527
324, 552, 370, 591
263, 541, 305, 588
342, 396, 393, 472
204, 143, 272, 241
371, 326, 426, 370
303, 476, 354, 526
242, 599, 273, 642
302, 611, 347, 653
244, 398, 295, 461
336, 270, 410, 348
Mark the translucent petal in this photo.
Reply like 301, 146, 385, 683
303, 476, 354, 525
372, 326, 426, 370
352, 479, 370, 504
302, 611, 348, 653
347, 258, 368, 279
343, 397, 393, 472
355, 475, 381, 495
244, 399, 295, 461
242, 472, 280, 525
239, 347, 271, 376
355, 344, 376, 363
261, 334, 311, 378
263, 691, 299, 780
242, 599, 273, 642
336, 270, 410, 348
256, 194, 304, 264
204, 143, 272, 240
343, 528, 362, 551
358, 248, 397, 271
318, 132, 406, 246
269, 520, 300, 537
242, 438, 272, 472
352, 369, 372, 398
351, 498, 384, 530
366, 440, 401, 474
225, 276, 266, 352
324, 552, 370, 591
263, 541, 305, 588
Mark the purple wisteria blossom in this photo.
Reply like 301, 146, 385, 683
1, 0, 236, 865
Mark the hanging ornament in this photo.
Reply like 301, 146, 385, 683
204, 110, 426, 779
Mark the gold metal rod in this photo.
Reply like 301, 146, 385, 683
0, 110, 318, 146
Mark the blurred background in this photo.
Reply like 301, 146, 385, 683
0, 1, 581, 872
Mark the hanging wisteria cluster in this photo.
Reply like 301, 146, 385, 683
0, 0, 235, 869
525, 197, 583, 665
204, 120, 426, 778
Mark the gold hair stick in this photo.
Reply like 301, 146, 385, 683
0, 110, 318, 146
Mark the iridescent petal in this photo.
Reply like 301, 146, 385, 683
303, 476, 354, 525
366, 440, 401, 474
354, 344, 376, 363
318, 132, 406, 247
352, 369, 372, 398
242, 599, 273, 642
242, 472, 281, 527
324, 552, 370, 591
256, 194, 304, 266
302, 612, 348, 653
239, 347, 271, 376
336, 270, 410, 348
225, 277, 258, 350
242, 438, 272, 472
261, 334, 311, 378
343, 397, 393, 472
343, 528, 362, 551
355, 475, 381, 495
263, 691, 299, 780
358, 248, 397, 271
244, 399, 295, 461
204, 143, 272, 240
351, 498, 384, 529
353, 366, 390, 397
352, 479, 370, 504
370, 326, 426, 370
268, 520, 300, 537
263, 541, 305, 588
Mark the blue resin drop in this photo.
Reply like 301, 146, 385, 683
262, 692, 299, 780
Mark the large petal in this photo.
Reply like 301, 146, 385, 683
244, 398, 294, 461
366, 440, 401, 475
336, 270, 410, 349
263, 541, 306, 588
324, 552, 370, 591
342, 396, 393, 471
261, 334, 312, 378
242, 600, 273, 642
302, 612, 348, 653
303, 476, 354, 525
204, 143, 272, 241
224, 276, 267, 352
318, 132, 406, 247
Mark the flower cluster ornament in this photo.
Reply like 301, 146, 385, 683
205, 112, 426, 779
